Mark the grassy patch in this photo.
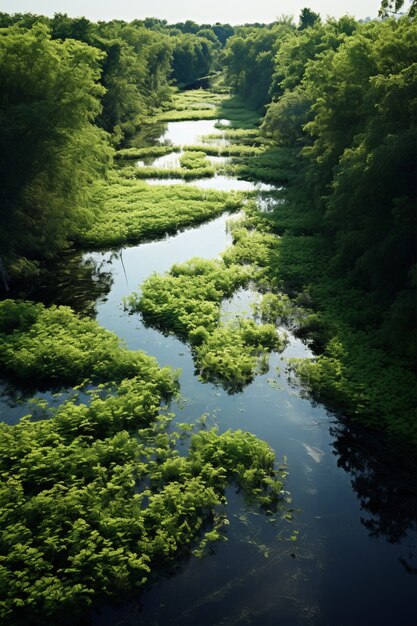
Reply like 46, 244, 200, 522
115, 146, 180, 160
0, 299, 177, 391
152, 89, 226, 122
154, 109, 219, 122
202, 128, 263, 144
230, 146, 299, 183
217, 95, 261, 129
185, 144, 262, 157
131, 165, 215, 180
77, 173, 243, 249
126, 257, 286, 392
0, 382, 288, 624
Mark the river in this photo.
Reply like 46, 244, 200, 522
1, 117, 416, 626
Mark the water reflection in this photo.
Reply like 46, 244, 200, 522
330, 417, 417, 571
10, 251, 114, 317
146, 175, 274, 193
157, 120, 228, 146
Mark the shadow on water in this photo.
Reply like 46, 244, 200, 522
330, 416, 417, 572
8, 251, 114, 316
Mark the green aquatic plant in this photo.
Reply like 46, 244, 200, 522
153, 109, 219, 122
127, 257, 286, 390
253, 292, 299, 326
130, 150, 217, 180
78, 174, 243, 248
179, 150, 213, 170
196, 319, 286, 391
128, 257, 250, 338
202, 128, 263, 144
0, 381, 288, 623
132, 165, 215, 180
222, 210, 279, 284
115, 145, 181, 160
149, 88, 226, 123
0, 299, 177, 391
185, 144, 262, 157
217, 95, 261, 129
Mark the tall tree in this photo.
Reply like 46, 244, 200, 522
298, 7, 321, 30
0, 24, 112, 269
379, 0, 417, 16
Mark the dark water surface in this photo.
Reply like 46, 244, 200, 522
1, 117, 416, 626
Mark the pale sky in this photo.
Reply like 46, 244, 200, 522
0, 0, 384, 24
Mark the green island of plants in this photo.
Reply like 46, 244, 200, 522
0, 380, 288, 624
78, 173, 243, 249
151, 88, 226, 122
0, 299, 177, 391
131, 150, 217, 180
126, 257, 286, 391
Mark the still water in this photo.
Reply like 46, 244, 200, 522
85, 199, 417, 626
1, 116, 416, 626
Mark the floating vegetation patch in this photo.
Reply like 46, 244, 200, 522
154, 108, 220, 122
185, 143, 262, 157
128, 258, 250, 339
131, 150, 218, 180
196, 319, 286, 390
151, 89, 226, 122
78, 173, 243, 249
0, 382, 288, 624
217, 95, 261, 129
202, 128, 264, 145
126, 257, 287, 391
0, 299, 177, 391
222, 206, 280, 284
115, 145, 181, 160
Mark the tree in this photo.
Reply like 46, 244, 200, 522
379, 0, 417, 17
0, 24, 112, 269
299, 7, 321, 30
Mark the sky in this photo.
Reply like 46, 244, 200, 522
0, 0, 384, 24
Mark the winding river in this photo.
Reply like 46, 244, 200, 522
1, 116, 416, 626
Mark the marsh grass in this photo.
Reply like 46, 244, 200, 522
127, 257, 287, 391
115, 146, 181, 160
0, 299, 178, 391
78, 173, 243, 248
216, 95, 261, 129
152, 89, 227, 122
185, 144, 262, 157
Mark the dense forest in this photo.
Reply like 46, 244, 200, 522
0, 2, 416, 624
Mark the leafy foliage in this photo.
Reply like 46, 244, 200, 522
0, 385, 287, 624
0, 300, 177, 390
225, 15, 416, 443
127, 257, 286, 391
0, 24, 112, 266
79, 173, 243, 248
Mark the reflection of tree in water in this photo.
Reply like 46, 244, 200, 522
330, 417, 417, 574
11, 251, 114, 317
129, 121, 169, 147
